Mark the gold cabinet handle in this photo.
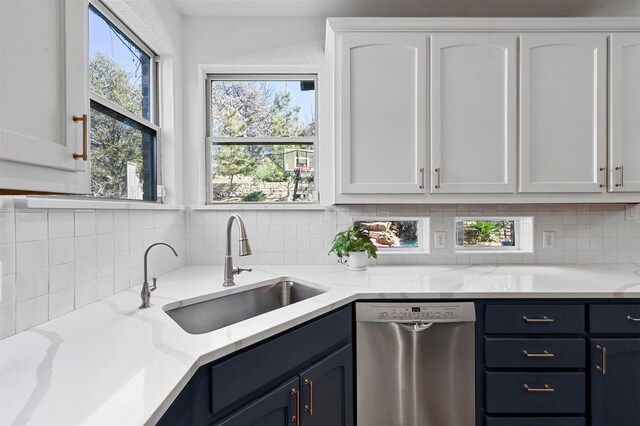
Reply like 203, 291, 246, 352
72, 114, 88, 161
599, 166, 607, 188
523, 350, 555, 358
524, 384, 555, 392
522, 315, 554, 323
291, 388, 300, 426
615, 165, 624, 187
627, 315, 640, 322
304, 379, 313, 415
434, 167, 441, 189
419, 168, 425, 189
596, 345, 607, 375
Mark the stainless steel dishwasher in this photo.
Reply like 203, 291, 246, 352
356, 302, 476, 426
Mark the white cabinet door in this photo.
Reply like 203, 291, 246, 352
519, 33, 607, 193
337, 32, 427, 194
430, 34, 517, 194
0, 0, 89, 194
609, 33, 640, 193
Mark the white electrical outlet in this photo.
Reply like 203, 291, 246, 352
625, 204, 640, 222
543, 231, 555, 249
434, 231, 446, 249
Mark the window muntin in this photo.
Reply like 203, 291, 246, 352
207, 75, 317, 203
88, 2, 158, 201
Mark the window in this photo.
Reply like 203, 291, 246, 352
88, 2, 158, 200
353, 218, 430, 253
206, 75, 317, 203
454, 217, 534, 253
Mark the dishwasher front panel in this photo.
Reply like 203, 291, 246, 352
356, 304, 475, 426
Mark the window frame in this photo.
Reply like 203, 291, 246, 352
454, 216, 534, 253
87, 0, 161, 202
205, 73, 319, 205
352, 217, 431, 254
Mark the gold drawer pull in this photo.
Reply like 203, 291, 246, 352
522, 315, 554, 323
304, 379, 313, 415
291, 388, 300, 426
596, 345, 607, 375
72, 114, 88, 161
627, 315, 640, 322
523, 350, 555, 358
524, 384, 555, 392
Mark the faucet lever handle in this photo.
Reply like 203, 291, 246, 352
150, 278, 157, 291
234, 267, 252, 275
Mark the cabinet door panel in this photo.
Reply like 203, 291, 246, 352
431, 34, 516, 193
338, 32, 427, 194
591, 339, 640, 426
300, 344, 353, 426
520, 34, 606, 193
609, 33, 640, 192
216, 376, 299, 426
0, 0, 89, 193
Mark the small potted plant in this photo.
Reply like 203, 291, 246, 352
329, 225, 377, 270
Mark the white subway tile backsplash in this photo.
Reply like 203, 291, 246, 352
49, 262, 74, 292
15, 213, 48, 242
96, 211, 114, 235
96, 233, 114, 256
16, 295, 48, 333
0, 243, 16, 276
48, 212, 74, 239
75, 235, 97, 261
16, 268, 48, 302
0, 213, 15, 244
49, 287, 74, 320
0, 274, 16, 309
49, 238, 74, 266
74, 212, 96, 236
0, 305, 15, 339
16, 240, 47, 272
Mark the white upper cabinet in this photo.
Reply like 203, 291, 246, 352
430, 34, 517, 194
609, 33, 640, 193
519, 33, 607, 193
0, 0, 89, 194
337, 32, 427, 194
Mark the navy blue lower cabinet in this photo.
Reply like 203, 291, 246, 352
485, 417, 586, 426
299, 344, 353, 426
590, 338, 640, 426
486, 372, 585, 414
216, 376, 300, 426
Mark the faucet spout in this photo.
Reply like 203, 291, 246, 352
224, 214, 253, 287
140, 242, 179, 309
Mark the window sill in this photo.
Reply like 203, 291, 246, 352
191, 204, 326, 211
14, 196, 184, 211
454, 249, 534, 255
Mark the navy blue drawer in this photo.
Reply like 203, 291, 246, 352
590, 304, 640, 334
486, 417, 585, 426
485, 338, 585, 368
485, 305, 584, 334
486, 372, 585, 414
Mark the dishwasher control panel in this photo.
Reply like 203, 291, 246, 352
356, 302, 476, 323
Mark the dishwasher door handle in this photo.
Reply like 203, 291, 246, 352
398, 322, 435, 332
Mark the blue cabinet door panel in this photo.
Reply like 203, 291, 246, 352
299, 344, 354, 426
485, 338, 585, 368
486, 372, 585, 414
485, 417, 585, 426
485, 305, 584, 334
590, 338, 640, 426
215, 376, 299, 426
590, 304, 640, 334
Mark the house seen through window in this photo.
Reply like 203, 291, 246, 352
207, 76, 317, 203
88, 2, 158, 201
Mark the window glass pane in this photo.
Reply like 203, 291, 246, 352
89, 6, 151, 120
456, 220, 516, 247
354, 220, 419, 248
90, 101, 156, 200
210, 80, 316, 137
211, 143, 314, 202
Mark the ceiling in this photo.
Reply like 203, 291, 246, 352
168, 0, 640, 18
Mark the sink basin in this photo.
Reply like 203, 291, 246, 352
165, 279, 326, 335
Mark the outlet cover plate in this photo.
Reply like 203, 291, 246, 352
543, 231, 555, 249
434, 231, 446, 249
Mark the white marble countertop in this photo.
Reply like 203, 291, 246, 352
1, 264, 639, 426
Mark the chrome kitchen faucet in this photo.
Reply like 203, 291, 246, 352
223, 213, 252, 286
139, 242, 179, 309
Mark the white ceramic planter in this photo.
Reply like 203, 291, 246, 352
346, 251, 368, 271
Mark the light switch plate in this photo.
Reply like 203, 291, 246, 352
543, 231, 555, 249
434, 231, 446, 249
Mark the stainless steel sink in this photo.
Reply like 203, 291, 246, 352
165, 280, 326, 335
